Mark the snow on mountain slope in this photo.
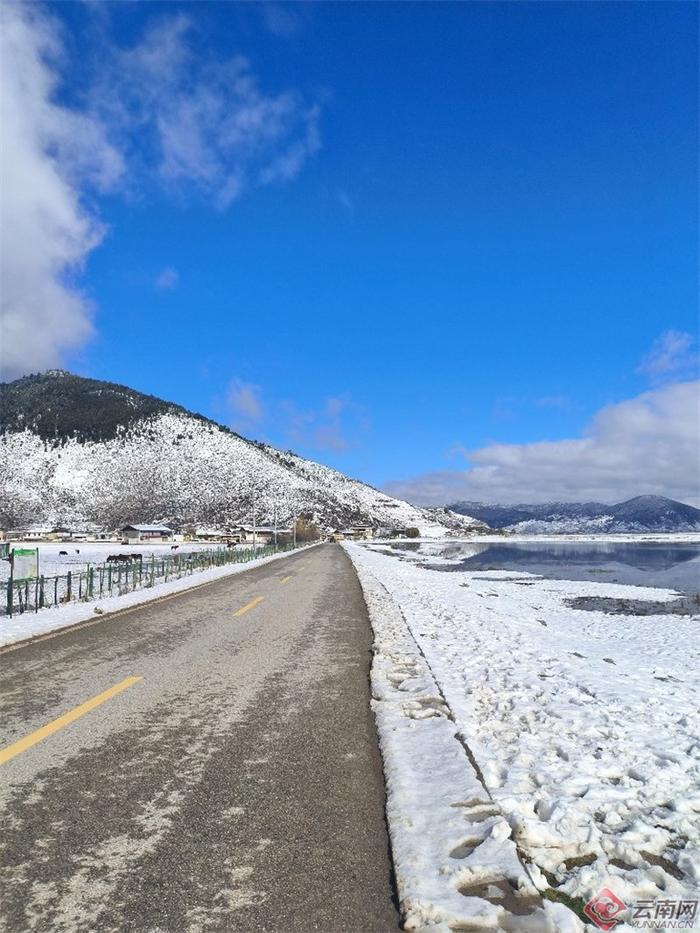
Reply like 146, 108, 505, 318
0, 373, 481, 535
449, 496, 700, 533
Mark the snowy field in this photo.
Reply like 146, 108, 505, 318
345, 542, 700, 931
0, 541, 239, 582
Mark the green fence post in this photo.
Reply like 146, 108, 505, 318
67, 571, 72, 602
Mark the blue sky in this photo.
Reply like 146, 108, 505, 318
2, 2, 698, 503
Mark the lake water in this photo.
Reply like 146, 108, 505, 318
385, 540, 700, 594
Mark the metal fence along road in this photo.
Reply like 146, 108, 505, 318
3, 543, 302, 617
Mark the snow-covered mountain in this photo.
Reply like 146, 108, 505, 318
0, 372, 483, 536
448, 496, 700, 533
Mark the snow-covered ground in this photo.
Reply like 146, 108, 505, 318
374, 533, 700, 545
0, 544, 319, 648
0, 540, 230, 582
345, 542, 700, 931
484, 532, 700, 544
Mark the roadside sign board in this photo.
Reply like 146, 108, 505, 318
11, 548, 39, 581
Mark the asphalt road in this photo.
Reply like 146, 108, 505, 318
0, 544, 399, 933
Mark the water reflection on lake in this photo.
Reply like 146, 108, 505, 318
386, 540, 700, 594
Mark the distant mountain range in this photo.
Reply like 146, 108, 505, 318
0, 371, 483, 535
448, 496, 700, 533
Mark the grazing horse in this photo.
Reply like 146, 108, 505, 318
106, 553, 143, 564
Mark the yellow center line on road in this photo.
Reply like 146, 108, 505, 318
0, 676, 142, 767
280, 576, 292, 584
233, 595, 264, 617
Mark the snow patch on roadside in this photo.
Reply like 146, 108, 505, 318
0, 545, 319, 648
346, 542, 700, 931
349, 549, 582, 931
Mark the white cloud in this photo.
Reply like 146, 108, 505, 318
324, 396, 346, 419
313, 425, 348, 452
223, 382, 360, 451
279, 394, 367, 452
155, 267, 179, 291
226, 378, 264, 433
336, 188, 355, 216
0, 3, 123, 380
0, 7, 322, 380
385, 381, 700, 507
638, 330, 698, 381
92, 16, 321, 208
535, 394, 572, 410
261, 4, 304, 39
